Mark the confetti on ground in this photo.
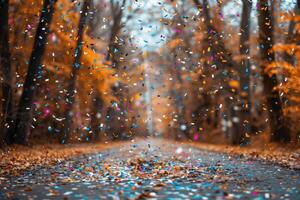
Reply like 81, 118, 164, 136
1, 139, 299, 199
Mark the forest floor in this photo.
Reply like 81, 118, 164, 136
187, 141, 300, 170
0, 138, 299, 178
0, 138, 299, 199
0, 141, 124, 177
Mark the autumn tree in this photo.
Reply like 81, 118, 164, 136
87, 1, 105, 141
62, 0, 91, 143
104, 0, 128, 140
34, 0, 115, 143
238, 0, 253, 142
257, 0, 290, 142
13, 0, 57, 145
193, 0, 245, 144
265, 1, 300, 143
0, 0, 13, 146
162, 1, 192, 139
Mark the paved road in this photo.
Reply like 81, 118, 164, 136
1, 139, 299, 199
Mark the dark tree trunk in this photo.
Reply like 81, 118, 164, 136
238, 0, 252, 143
0, 0, 13, 146
103, 0, 126, 140
224, 96, 242, 145
193, 0, 242, 144
257, 0, 290, 142
105, 15, 122, 65
91, 93, 103, 141
86, 1, 105, 141
106, 0, 126, 65
62, 0, 90, 143
13, 0, 57, 145
172, 52, 189, 139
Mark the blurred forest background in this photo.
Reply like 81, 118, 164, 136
0, 0, 300, 147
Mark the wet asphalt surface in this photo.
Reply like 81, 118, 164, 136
0, 139, 299, 199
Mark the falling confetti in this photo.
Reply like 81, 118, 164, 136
0, 0, 299, 199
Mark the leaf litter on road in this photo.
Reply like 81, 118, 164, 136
1, 139, 299, 199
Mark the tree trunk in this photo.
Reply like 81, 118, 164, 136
91, 93, 103, 141
103, 0, 126, 140
193, 0, 242, 144
0, 0, 13, 146
86, 1, 105, 141
13, 0, 57, 145
106, 0, 126, 65
172, 53, 189, 139
62, 0, 90, 143
257, 0, 290, 142
238, 0, 252, 142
